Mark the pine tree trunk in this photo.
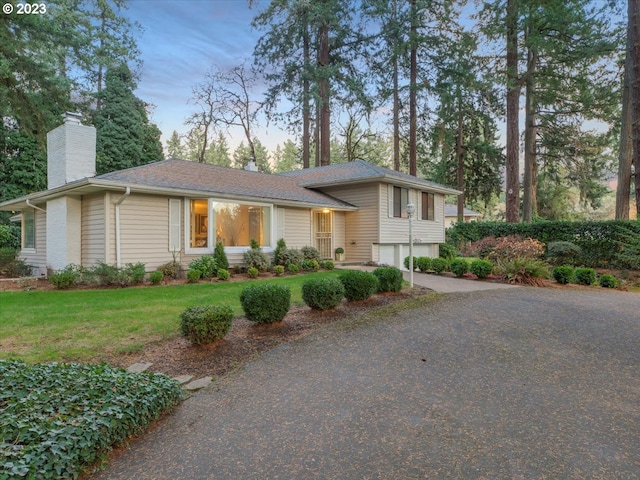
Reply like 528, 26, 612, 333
318, 22, 331, 166
392, 0, 400, 172
630, 0, 640, 216
409, 0, 417, 177
456, 94, 464, 224
523, 47, 537, 223
302, 17, 311, 169
505, 0, 521, 223
616, 27, 633, 219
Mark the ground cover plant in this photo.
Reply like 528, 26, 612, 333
0, 360, 183, 480
0, 271, 342, 364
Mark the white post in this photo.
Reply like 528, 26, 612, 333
407, 203, 415, 288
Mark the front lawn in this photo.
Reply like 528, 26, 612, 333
0, 271, 341, 364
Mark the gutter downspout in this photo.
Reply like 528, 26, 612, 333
115, 187, 131, 268
26, 199, 47, 212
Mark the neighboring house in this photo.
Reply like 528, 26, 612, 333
0, 114, 460, 275
444, 204, 483, 229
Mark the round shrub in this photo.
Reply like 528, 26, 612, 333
301, 245, 321, 261
546, 241, 582, 266
372, 266, 403, 293
416, 257, 432, 272
439, 243, 457, 260
189, 255, 217, 278
273, 265, 285, 276
302, 277, 345, 310
599, 274, 618, 288
552, 265, 574, 285
404, 256, 418, 271
217, 268, 230, 281
574, 267, 597, 286
149, 270, 164, 285
247, 267, 259, 279
430, 257, 448, 274
186, 268, 201, 283
240, 283, 291, 323
470, 259, 493, 279
321, 260, 335, 270
243, 248, 270, 272
301, 259, 320, 271
450, 258, 469, 277
180, 305, 233, 344
287, 263, 300, 274
339, 270, 379, 301
281, 248, 304, 267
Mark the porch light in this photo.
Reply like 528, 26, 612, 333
406, 203, 415, 288
322, 208, 330, 214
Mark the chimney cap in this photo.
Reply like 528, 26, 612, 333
63, 112, 83, 125
244, 157, 258, 172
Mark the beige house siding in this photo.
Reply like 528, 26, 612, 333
332, 211, 346, 259
81, 193, 106, 267
318, 184, 379, 263
282, 207, 312, 248
20, 209, 47, 275
116, 193, 172, 271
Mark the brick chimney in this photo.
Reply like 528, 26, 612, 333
47, 112, 96, 189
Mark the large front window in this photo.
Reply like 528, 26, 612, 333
188, 199, 271, 250
213, 202, 270, 247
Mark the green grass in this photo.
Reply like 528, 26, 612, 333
0, 271, 341, 364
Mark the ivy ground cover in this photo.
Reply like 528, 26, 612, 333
0, 360, 183, 479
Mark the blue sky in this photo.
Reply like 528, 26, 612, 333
127, 0, 289, 151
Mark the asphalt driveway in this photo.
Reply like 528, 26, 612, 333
92, 287, 640, 479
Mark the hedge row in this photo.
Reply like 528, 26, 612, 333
447, 220, 640, 269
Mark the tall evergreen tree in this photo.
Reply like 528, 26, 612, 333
166, 130, 185, 159
93, 63, 163, 174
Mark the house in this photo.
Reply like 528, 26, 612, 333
444, 204, 483, 229
0, 113, 460, 275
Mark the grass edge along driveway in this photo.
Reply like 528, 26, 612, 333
0, 271, 342, 364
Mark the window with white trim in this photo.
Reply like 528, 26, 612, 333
421, 192, 435, 221
212, 201, 271, 247
392, 186, 409, 218
23, 209, 35, 249
169, 199, 181, 252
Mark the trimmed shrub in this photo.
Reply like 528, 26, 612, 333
301, 259, 320, 271
180, 305, 233, 344
273, 238, 287, 266
158, 260, 181, 279
189, 255, 217, 278
470, 259, 493, 279
430, 257, 448, 274
416, 257, 432, 272
217, 268, 230, 281
439, 243, 457, 260
372, 266, 403, 292
320, 260, 335, 270
287, 263, 300, 274
247, 267, 260, 278
273, 265, 285, 276
450, 258, 469, 277
404, 256, 418, 271
494, 257, 550, 286
546, 241, 582, 266
339, 270, 379, 301
213, 242, 229, 271
240, 283, 291, 323
552, 265, 575, 285
243, 248, 270, 272
186, 268, 201, 283
599, 274, 618, 288
49, 265, 81, 289
149, 270, 164, 285
574, 267, 597, 286
302, 277, 345, 310
301, 245, 321, 261
280, 248, 304, 268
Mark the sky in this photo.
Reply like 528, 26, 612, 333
126, 0, 290, 152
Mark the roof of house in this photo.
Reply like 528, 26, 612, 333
281, 159, 460, 195
444, 204, 483, 217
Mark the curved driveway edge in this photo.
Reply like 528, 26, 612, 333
92, 288, 640, 480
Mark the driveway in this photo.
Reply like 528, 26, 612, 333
92, 287, 640, 479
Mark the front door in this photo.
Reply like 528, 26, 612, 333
313, 211, 333, 259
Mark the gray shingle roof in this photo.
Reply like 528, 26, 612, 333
444, 204, 482, 217
97, 159, 356, 209
280, 159, 460, 194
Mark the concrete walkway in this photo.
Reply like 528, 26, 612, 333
92, 287, 640, 480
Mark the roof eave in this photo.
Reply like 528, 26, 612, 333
301, 175, 461, 195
